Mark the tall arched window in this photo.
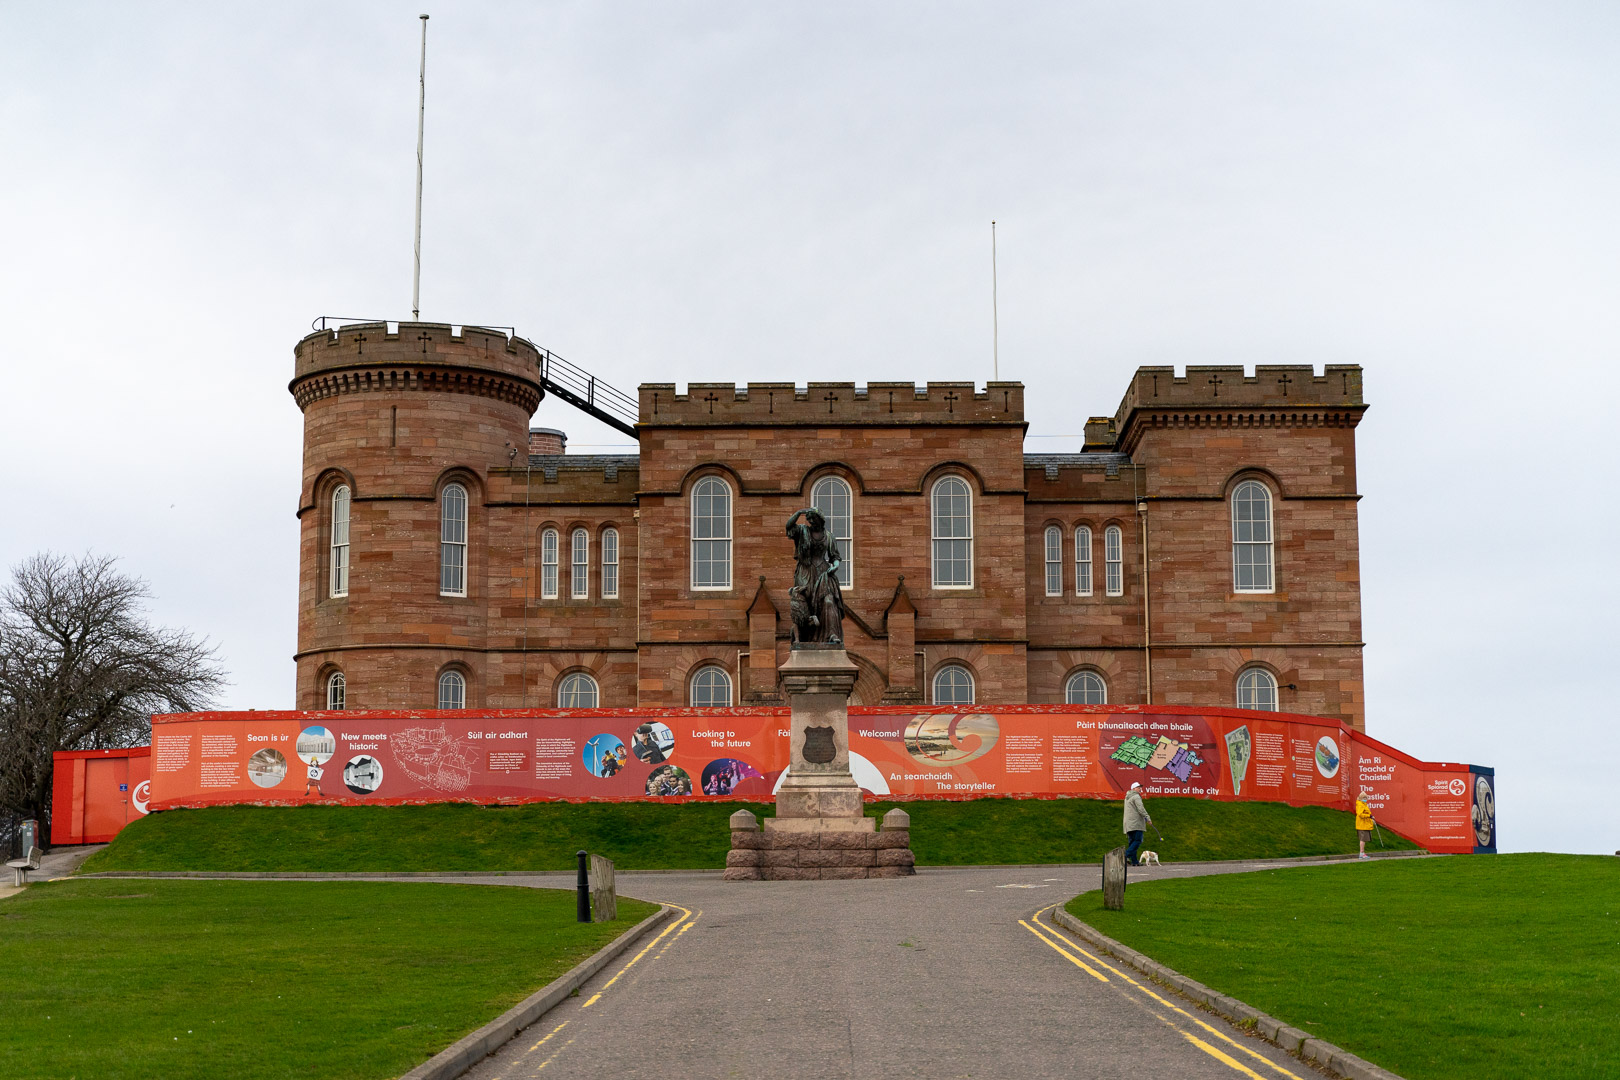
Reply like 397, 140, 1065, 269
689, 665, 732, 707
440, 483, 468, 597
558, 672, 600, 707
540, 528, 559, 600
1065, 670, 1107, 705
691, 477, 732, 590
438, 670, 466, 710
932, 664, 975, 705
1232, 480, 1275, 593
931, 476, 973, 588
1044, 525, 1063, 597
326, 671, 346, 710
811, 476, 854, 587
570, 528, 589, 599
1104, 525, 1123, 596
1075, 525, 1093, 597
330, 485, 350, 598
1236, 667, 1279, 711
601, 528, 620, 599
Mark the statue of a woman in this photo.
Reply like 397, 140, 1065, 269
785, 508, 844, 646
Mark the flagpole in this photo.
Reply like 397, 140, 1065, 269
412, 14, 429, 321
991, 220, 999, 381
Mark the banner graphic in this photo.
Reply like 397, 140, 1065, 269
148, 705, 1490, 854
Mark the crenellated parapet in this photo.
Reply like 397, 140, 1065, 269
290, 321, 544, 412
1103, 364, 1365, 451
638, 381, 1025, 426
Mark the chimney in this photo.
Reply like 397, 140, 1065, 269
529, 427, 567, 456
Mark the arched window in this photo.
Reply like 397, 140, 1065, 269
1044, 526, 1063, 596
570, 528, 589, 600
689, 665, 732, 707
1065, 670, 1107, 705
437, 670, 466, 710
811, 476, 854, 587
1236, 667, 1279, 711
1104, 525, 1123, 597
329, 485, 351, 598
540, 528, 559, 600
1075, 525, 1093, 597
930, 476, 973, 588
558, 672, 600, 708
932, 664, 975, 705
601, 528, 620, 599
326, 671, 346, 710
1232, 480, 1275, 593
440, 483, 468, 596
691, 477, 732, 590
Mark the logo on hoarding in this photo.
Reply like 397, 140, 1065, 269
1449, 778, 1466, 796
131, 780, 150, 815
1314, 736, 1340, 779
1473, 776, 1495, 847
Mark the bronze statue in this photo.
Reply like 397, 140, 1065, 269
786, 508, 844, 646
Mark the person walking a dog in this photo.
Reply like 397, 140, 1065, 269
1355, 789, 1377, 859
1123, 781, 1153, 866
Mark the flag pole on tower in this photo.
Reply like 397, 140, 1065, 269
991, 220, 999, 382
412, 14, 429, 321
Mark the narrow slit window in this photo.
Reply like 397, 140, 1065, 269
1105, 525, 1123, 597
811, 476, 854, 587
540, 528, 559, 600
1075, 525, 1093, 597
571, 528, 589, 599
601, 528, 619, 599
1044, 526, 1062, 596
440, 484, 468, 597
329, 485, 350, 598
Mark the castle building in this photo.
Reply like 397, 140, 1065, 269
292, 322, 1368, 729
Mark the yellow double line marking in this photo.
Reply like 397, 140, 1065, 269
1024, 906, 1304, 1080
581, 904, 697, 1009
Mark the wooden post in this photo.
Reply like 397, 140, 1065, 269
1102, 846, 1128, 911
589, 853, 617, 922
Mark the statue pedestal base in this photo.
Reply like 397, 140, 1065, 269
724, 645, 914, 880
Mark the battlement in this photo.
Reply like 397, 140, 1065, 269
638, 381, 1024, 425
1115, 364, 1363, 422
292, 321, 544, 392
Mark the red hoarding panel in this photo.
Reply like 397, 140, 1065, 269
50, 747, 152, 845
143, 706, 1486, 854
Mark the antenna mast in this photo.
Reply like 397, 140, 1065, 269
412, 14, 429, 321
991, 220, 999, 381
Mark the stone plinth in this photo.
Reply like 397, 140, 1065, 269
725, 808, 915, 881
772, 646, 864, 821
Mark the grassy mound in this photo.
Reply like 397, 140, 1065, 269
0, 879, 657, 1080
1065, 854, 1619, 1080
83, 797, 1413, 873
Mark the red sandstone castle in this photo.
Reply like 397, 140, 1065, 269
292, 322, 1367, 729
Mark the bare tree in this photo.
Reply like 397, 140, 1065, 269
0, 553, 227, 841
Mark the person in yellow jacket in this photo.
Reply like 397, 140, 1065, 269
1355, 790, 1376, 859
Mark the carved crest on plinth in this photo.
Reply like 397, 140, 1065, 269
802, 726, 837, 764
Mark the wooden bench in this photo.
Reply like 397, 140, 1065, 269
6, 846, 42, 886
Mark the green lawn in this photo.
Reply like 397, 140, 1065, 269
1, 879, 657, 1080
1065, 855, 1620, 1080
83, 797, 1412, 873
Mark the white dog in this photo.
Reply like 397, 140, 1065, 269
1138, 851, 1160, 866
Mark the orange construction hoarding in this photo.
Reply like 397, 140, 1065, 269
146, 705, 1493, 854
50, 747, 152, 845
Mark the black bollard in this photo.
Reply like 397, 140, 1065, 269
576, 850, 591, 922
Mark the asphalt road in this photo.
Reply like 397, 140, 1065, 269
459, 860, 1350, 1080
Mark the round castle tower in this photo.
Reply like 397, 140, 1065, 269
290, 322, 543, 710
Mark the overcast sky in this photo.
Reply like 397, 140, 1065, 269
3, 3, 1615, 853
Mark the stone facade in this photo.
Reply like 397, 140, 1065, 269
292, 323, 1368, 729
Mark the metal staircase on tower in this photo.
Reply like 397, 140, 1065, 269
534, 346, 639, 439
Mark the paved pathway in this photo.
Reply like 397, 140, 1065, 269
453, 857, 1384, 1080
